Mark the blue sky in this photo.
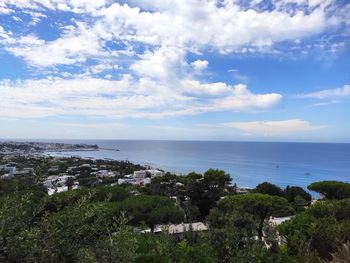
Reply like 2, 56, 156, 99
0, 0, 349, 142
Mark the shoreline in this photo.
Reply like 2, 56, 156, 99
35, 141, 350, 192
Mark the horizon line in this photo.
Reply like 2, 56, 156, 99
1, 137, 350, 144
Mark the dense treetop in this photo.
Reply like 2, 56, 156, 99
308, 181, 350, 200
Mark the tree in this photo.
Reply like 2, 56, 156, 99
292, 195, 308, 212
207, 206, 295, 263
77, 214, 140, 263
177, 239, 218, 263
41, 201, 118, 261
0, 193, 46, 262
66, 177, 74, 190
255, 182, 284, 197
115, 195, 184, 231
149, 172, 179, 197
203, 169, 231, 189
207, 206, 257, 261
284, 186, 311, 204
184, 169, 232, 219
279, 199, 350, 260
185, 180, 211, 219
181, 201, 201, 222
308, 181, 350, 200
217, 193, 293, 240
92, 185, 130, 202
44, 188, 91, 212
181, 172, 202, 184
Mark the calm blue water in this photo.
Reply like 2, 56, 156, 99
46, 140, 350, 190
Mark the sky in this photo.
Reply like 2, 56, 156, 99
0, 0, 349, 142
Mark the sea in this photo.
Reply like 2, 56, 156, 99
44, 140, 350, 192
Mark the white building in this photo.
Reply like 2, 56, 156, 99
0, 166, 16, 175
97, 170, 116, 178
43, 174, 76, 195
147, 169, 164, 178
133, 170, 147, 179
117, 169, 163, 186
47, 186, 69, 196
133, 169, 164, 179
1, 173, 14, 179
118, 177, 151, 186
142, 222, 208, 235
269, 216, 293, 226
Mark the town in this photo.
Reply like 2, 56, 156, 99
0, 141, 99, 155
0, 141, 164, 196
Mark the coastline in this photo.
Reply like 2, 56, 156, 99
42, 139, 350, 192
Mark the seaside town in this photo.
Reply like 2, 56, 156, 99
0, 141, 165, 195
0, 141, 99, 154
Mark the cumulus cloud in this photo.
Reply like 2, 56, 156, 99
0, 0, 346, 68
96, 0, 334, 55
130, 46, 186, 80
181, 80, 231, 96
0, 0, 346, 121
4, 22, 109, 67
0, 76, 283, 119
299, 85, 350, 99
223, 119, 324, 136
215, 84, 282, 111
191, 60, 208, 71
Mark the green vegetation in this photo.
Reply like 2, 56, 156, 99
308, 181, 350, 200
254, 182, 312, 212
279, 199, 350, 261
255, 182, 285, 197
0, 153, 349, 262
213, 193, 293, 240
114, 195, 184, 230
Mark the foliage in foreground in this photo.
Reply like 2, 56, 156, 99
1, 167, 350, 262
279, 199, 350, 261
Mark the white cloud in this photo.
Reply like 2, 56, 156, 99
0, 0, 107, 14
0, 76, 283, 119
56, 122, 124, 130
0, 25, 12, 43
308, 100, 340, 107
299, 85, 350, 99
98, 1, 331, 53
223, 119, 324, 136
0, 6, 12, 14
180, 82, 282, 111
24, 10, 47, 25
181, 80, 230, 96
191, 60, 208, 71
0, 0, 344, 69
228, 69, 249, 83
0, 0, 346, 123
4, 22, 109, 67
89, 63, 118, 74
215, 84, 282, 112
0, 25, 5, 37
130, 46, 186, 81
